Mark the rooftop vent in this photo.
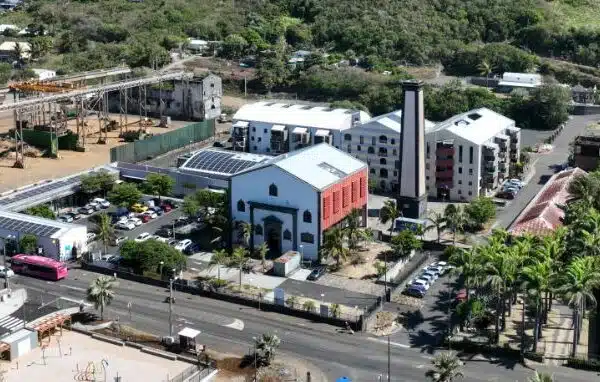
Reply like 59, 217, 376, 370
301, 105, 313, 110
265, 102, 277, 106
322, 108, 333, 112
454, 119, 470, 127
317, 162, 347, 178
281, 104, 292, 108
467, 113, 482, 121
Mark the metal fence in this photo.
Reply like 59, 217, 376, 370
110, 120, 215, 163
169, 364, 215, 382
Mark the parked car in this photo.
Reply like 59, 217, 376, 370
58, 214, 73, 223
111, 236, 126, 246
130, 203, 148, 213
155, 228, 173, 238
93, 198, 111, 208
425, 265, 444, 275
174, 216, 189, 226
410, 279, 430, 290
141, 210, 158, 219
160, 203, 172, 213
422, 270, 439, 281
150, 206, 164, 216
65, 212, 82, 221
139, 214, 152, 223
167, 239, 178, 247
151, 235, 168, 243
108, 255, 123, 264
307, 266, 327, 281
418, 273, 436, 284
497, 190, 517, 200
116, 221, 135, 230
405, 286, 425, 298
0, 266, 14, 278
135, 232, 152, 242
87, 233, 97, 243
129, 217, 142, 226
78, 206, 94, 215
174, 239, 192, 251
506, 179, 524, 188
87, 201, 102, 211
101, 254, 115, 262
183, 243, 201, 255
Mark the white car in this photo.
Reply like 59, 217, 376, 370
141, 210, 158, 219
174, 239, 192, 251
86, 233, 97, 242
410, 279, 430, 291
116, 221, 135, 230
128, 217, 142, 226
426, 265, 445, 275
87, 201, 102, 211
93, 198, 111, 208
135, 232, 152, 242
421, 270, 438, 281
0, 266, 14, 278
151, 235, 168, 243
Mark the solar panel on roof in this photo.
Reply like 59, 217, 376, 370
0, 215, 61, 237
183, 150, 265, 175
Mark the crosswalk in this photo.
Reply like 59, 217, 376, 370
0, 315, 24, 332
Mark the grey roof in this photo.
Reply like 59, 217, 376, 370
359, 110, 436, 133
0, 210, 80, 238
180, 149, 271, 176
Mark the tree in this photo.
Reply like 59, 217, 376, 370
80, 171, 116, 196
463, 197, 496, 231
521, 259, 551, 352
107, 182, 142, 208
95, 212, 114, 257
209, 249, 229, 282
220, 34, 248, 59
390, 230, 422, 259
257, 53, 289, 94
330, 303, 341, 318
444, 205, 466, 244
120, 240, 186, 275
143, 173, 174, 202
425, 352, 464, 382
238, 222, 253, 248
426, 210, 446, 243
320, 227, 348, 268
19, 234, 37, 254
374, 261, 387, 278
379, 200, 401, 237
30, 36, 53, 60
344, 208, 363, 250
253, 333, 280, 367
449, 248, 483, 302
25, 204, 55, 220
303, 299, 316, 312
477, 60, 493, 88
528, 371, 554, 382
509, 85, 572, 130
256, 242, 269, 272
567, 171, 600, 210
13, 42, 23, 63
182, 196, 199, 218
231, 247, 249, 288
86, 276, 117, 320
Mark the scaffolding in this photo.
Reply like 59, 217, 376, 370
6, 70, 192, 167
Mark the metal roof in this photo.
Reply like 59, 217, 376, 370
180, 149, 271, 176
429, 108, 518, 145
232, 101, 371, 131
0, 210, 80, 238
358, 110, 436, 133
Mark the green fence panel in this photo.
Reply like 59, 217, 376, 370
58, 132, 78, 150
109, 120, 215, 163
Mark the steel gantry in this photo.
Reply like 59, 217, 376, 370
5, 70, 192, 168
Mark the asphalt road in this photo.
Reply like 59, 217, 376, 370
9, 271, 597, 382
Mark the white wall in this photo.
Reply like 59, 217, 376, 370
55, 225, 88, 261
244, 123, 347, 155
230, 165, 320, 259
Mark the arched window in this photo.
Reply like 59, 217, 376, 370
301, 232, 314, 244
380, 158, 387, 165
303, 210, 312, 223
380, 168, 388, 178
367, 146, 375, 154
390, 138, 395, 145
283, 229, 292, 240
255, 225, 263, 235
237, 199, 245, 212
378, 147, 388, 156
344, 134, 352, 141
370, 168, 376, 174
379, 135, 388, 144
269, 183, 278, 197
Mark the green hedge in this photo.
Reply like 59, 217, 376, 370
566, 357, 600, 372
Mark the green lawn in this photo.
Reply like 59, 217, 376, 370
541, 0, 600, 29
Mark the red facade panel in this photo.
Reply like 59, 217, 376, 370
321, 169, 368, 231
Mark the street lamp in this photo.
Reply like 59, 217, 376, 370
168, 268, 178, 337
320, 293, 325, 304
159, 261, 164, 278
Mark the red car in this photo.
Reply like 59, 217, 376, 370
140, 214, 152, 223
161, 203, 172, 212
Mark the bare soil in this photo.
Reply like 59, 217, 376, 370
333, 242, 392, 280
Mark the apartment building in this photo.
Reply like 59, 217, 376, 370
424, 108, 521, 201
342, 109, 435, 193
231, 102, 371, 154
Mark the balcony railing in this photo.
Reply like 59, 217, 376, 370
436, 147, 455, 157
485, 166, 496, 173
436, 158, 454, 167
436, 181, 454, 188
436, 170, 453, 179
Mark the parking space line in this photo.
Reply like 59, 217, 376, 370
367, 337, 410, 348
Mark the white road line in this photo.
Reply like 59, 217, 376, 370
60, 285, 86, 292
367, 337, 410, 348
225, 318, 244, 331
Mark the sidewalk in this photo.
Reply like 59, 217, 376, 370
0, 288, 26, 317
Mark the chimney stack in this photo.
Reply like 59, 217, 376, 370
397, 80, 427, 219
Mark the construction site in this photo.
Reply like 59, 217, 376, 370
0, 67, 217, 192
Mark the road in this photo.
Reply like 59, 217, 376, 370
10, 271, 597, 382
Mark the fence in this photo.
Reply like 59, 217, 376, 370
82, 262, 372, 331
169, 364, 215, 382
110, 120, 215, 163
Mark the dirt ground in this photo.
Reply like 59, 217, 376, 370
0, 112, 192, 192
333, 241, 392, 280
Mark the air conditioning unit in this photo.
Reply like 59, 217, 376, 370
162, 336, 175, 345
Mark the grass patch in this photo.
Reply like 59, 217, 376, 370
541, 0, 600, 29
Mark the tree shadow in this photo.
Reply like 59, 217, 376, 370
398, 309, 425, 331
408, 318, 449, 354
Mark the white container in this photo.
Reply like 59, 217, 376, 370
273, 251, 301, 277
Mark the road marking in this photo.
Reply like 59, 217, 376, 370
60, 284, 86, 292
225, 318, 244, 331
367, 337, 410, 348
189, 267, 198, 271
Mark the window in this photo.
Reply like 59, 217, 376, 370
253, 145, 257, 151
468, 191, 473, 196
469, 168, 473, 175
251, 136, 255, 141
342, 186, 349, 207
458, 146, 463, 163
210, 83, 215, 88
468, 181, 472, 186
426, 142, 430, 158
458, 180, 462, 185
301, 232, 314, 244
303, 210, 312, 223
344, 134, 352, 141
359, 136, 364, 144
283, 229, 292, 240
391, 138, 395, 145
351, 181, 357, 202
458, 190, 462, 195
264, 128, 267, 133
378, 147, 388, 156
393, 170, 398, 177
380, 158, 387, 165
379, 135, 388, 144
255, 225, 263, 235
469, 146, 474, 164
347, 145, 351, 153
426, 176, 429, 180
269, 183, 278, 196
323, 196, 332, 219
333, 191, 340, 213
359, 177, 365, 197
371, 137, 376, 145
266, 148, 270, 152
252, 127, 256, 132
237, 199, 245, 212
425, 163, 430, 170
392, 149, 397, 156
258, 137, 262, 142
368, 147, 375, 154
458, 167, 462, 174
370, 168, 375, 174
380, 168, 388, 178
395, 160, 400, 169
357, 145, 361, 151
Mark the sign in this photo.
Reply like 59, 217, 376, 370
274, 288, 285, 306
320, 304, 329, 317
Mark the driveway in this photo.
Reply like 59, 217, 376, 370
279, 278, 379, 310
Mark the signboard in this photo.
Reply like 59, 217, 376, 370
320, 304, 329, 317
274, 288, 285, 306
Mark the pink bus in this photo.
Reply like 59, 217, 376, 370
10, 254, 68, 281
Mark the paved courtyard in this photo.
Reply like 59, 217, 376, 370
3, 331, 189, 382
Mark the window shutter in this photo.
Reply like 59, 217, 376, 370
359, 177, 365, 198
351, 181, 357, 202
342, 186, 349, 208
333, 191, 340, 213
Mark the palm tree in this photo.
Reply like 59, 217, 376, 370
238, 222, 253, 248
379, 200, 401, 238
449, 248, 483, 303
425, 352, 464, 382
253, 333, 281, 367
567, 172, 600, 209
231, 246, 250, 288
330, 303, 341, 318
444, 205, 465, 245
482, 246, 515, 342
426, 210, 446, 243
95, 212, 114, 257
344, 208, 363, 250
13, 42, 23, 63
321, 227, 349, 268
477, 60, 493, 88
528, 371, 554, 382
209, 249, 229, 281
86, 276, 117, 320
553, 256, 600, 356
521, 260, 551, 352
255, 242, 268, 272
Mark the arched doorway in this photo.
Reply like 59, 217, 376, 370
263, 215, 283, 256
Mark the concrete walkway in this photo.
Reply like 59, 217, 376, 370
0, 288, 27, 317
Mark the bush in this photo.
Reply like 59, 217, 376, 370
302, 300, 316, 312
210, 278, 228, 288
566, 357, 600, 372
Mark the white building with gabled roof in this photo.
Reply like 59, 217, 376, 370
424, 108, 521, 201
229, 143, 368, 260
231, 101, 371, 155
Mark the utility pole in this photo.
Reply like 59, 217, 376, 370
387, 335, 391, 382
169, 272, 175, 337
244, 76, 247, 98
